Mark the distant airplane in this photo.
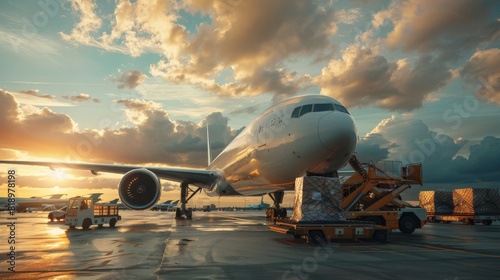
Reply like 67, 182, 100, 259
151, 200, 179, 211
247, 197, 271, 210
0, 193, 102, 212
107, 198, 120, 204
0, 194, 68, 212
0, 95, 357, 218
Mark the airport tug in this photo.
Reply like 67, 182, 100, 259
65, 196, 121, 229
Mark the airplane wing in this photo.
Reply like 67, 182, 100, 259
0, 160, 220, 188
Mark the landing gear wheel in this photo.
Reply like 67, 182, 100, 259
109, 218, 117, 228
399, 216, 416, 234
175, 208, 182, 219
482, 220, 492, 226
186, 208, 193, 219
82, 218, 92, 230
275, 208, 287, 218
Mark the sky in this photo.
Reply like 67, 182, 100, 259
0, 0, 499, 204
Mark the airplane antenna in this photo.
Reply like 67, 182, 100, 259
206, 120, 212, 166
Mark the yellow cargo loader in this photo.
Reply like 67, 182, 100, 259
341, 155, 427, 234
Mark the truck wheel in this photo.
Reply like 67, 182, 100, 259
109, 218, 117, 228
48, 213, 54, 222
399, 216, 416, 234
308, 230, 326, 244
482, 220, 492, 226
82, 218, 92, 230
98, 224, 103, 228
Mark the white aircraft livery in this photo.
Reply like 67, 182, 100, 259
0, 95, 357, 218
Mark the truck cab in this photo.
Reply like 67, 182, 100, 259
65, 196, 121, 229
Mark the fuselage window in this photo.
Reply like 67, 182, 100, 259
334, 104, 350, 115
313, 103, 334, 112
291, 106, 301, 118
299, 104, 313, 117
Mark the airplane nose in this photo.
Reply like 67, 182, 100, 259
318, 111, 357, 153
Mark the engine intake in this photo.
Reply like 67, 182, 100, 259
118, 169, 161, 210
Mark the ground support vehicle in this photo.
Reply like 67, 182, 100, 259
48, 206, 67, 222
65, 196, 121, 229
341, 156, 426, 234
268, 218, 389, 243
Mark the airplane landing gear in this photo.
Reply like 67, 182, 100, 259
175, 182, 201, 219
266, 191, 287, 220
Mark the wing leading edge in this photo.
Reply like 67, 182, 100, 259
0, 160, 220, 188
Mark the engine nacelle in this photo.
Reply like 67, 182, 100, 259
118, 169, 161, 210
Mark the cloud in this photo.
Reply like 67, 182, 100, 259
62, 93, 101, 103
8, 89, 72, 107
0, 89, 239, 168
363, 115, 500, 183
60, 0, 102, 45
372, 0, 500, 55
453, 136, 500, 180
336, 8, 362, 25
354, 134, 391, 163
315, 45, 453, 111
63, 1, 336, 99
230, 104, 262, 116
111, 70, 147, 89
461, 48, 500, 105
15, 89, 55, 100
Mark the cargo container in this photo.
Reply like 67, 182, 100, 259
420, 188, 500, 225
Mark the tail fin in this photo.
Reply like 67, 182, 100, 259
207, 120, 212, 166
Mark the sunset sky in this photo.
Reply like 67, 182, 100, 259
0, 0, 499, 205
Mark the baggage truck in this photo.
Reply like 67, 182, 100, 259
65, 196, 121, 229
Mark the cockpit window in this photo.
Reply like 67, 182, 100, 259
313, 103, 334, 112
299, 104, 313, 117
334, 104, 350, 115
291, 103, 349, 118
291, 107, 301, 118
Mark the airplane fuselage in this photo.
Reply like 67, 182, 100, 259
206, 95, 357, 196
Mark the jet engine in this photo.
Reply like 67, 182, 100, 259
118, 169, 161, 210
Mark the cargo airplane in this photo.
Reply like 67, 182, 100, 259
0, 95, 357, 218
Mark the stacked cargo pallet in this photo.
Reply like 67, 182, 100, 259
420, 188, 500, 215
290, 176, 344, 222
419, 190, 454, 215
453, 188, 500, 215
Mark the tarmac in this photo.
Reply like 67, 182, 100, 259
1, 210, 499, 279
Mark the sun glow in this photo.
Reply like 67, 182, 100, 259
51, 169, 67, 180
